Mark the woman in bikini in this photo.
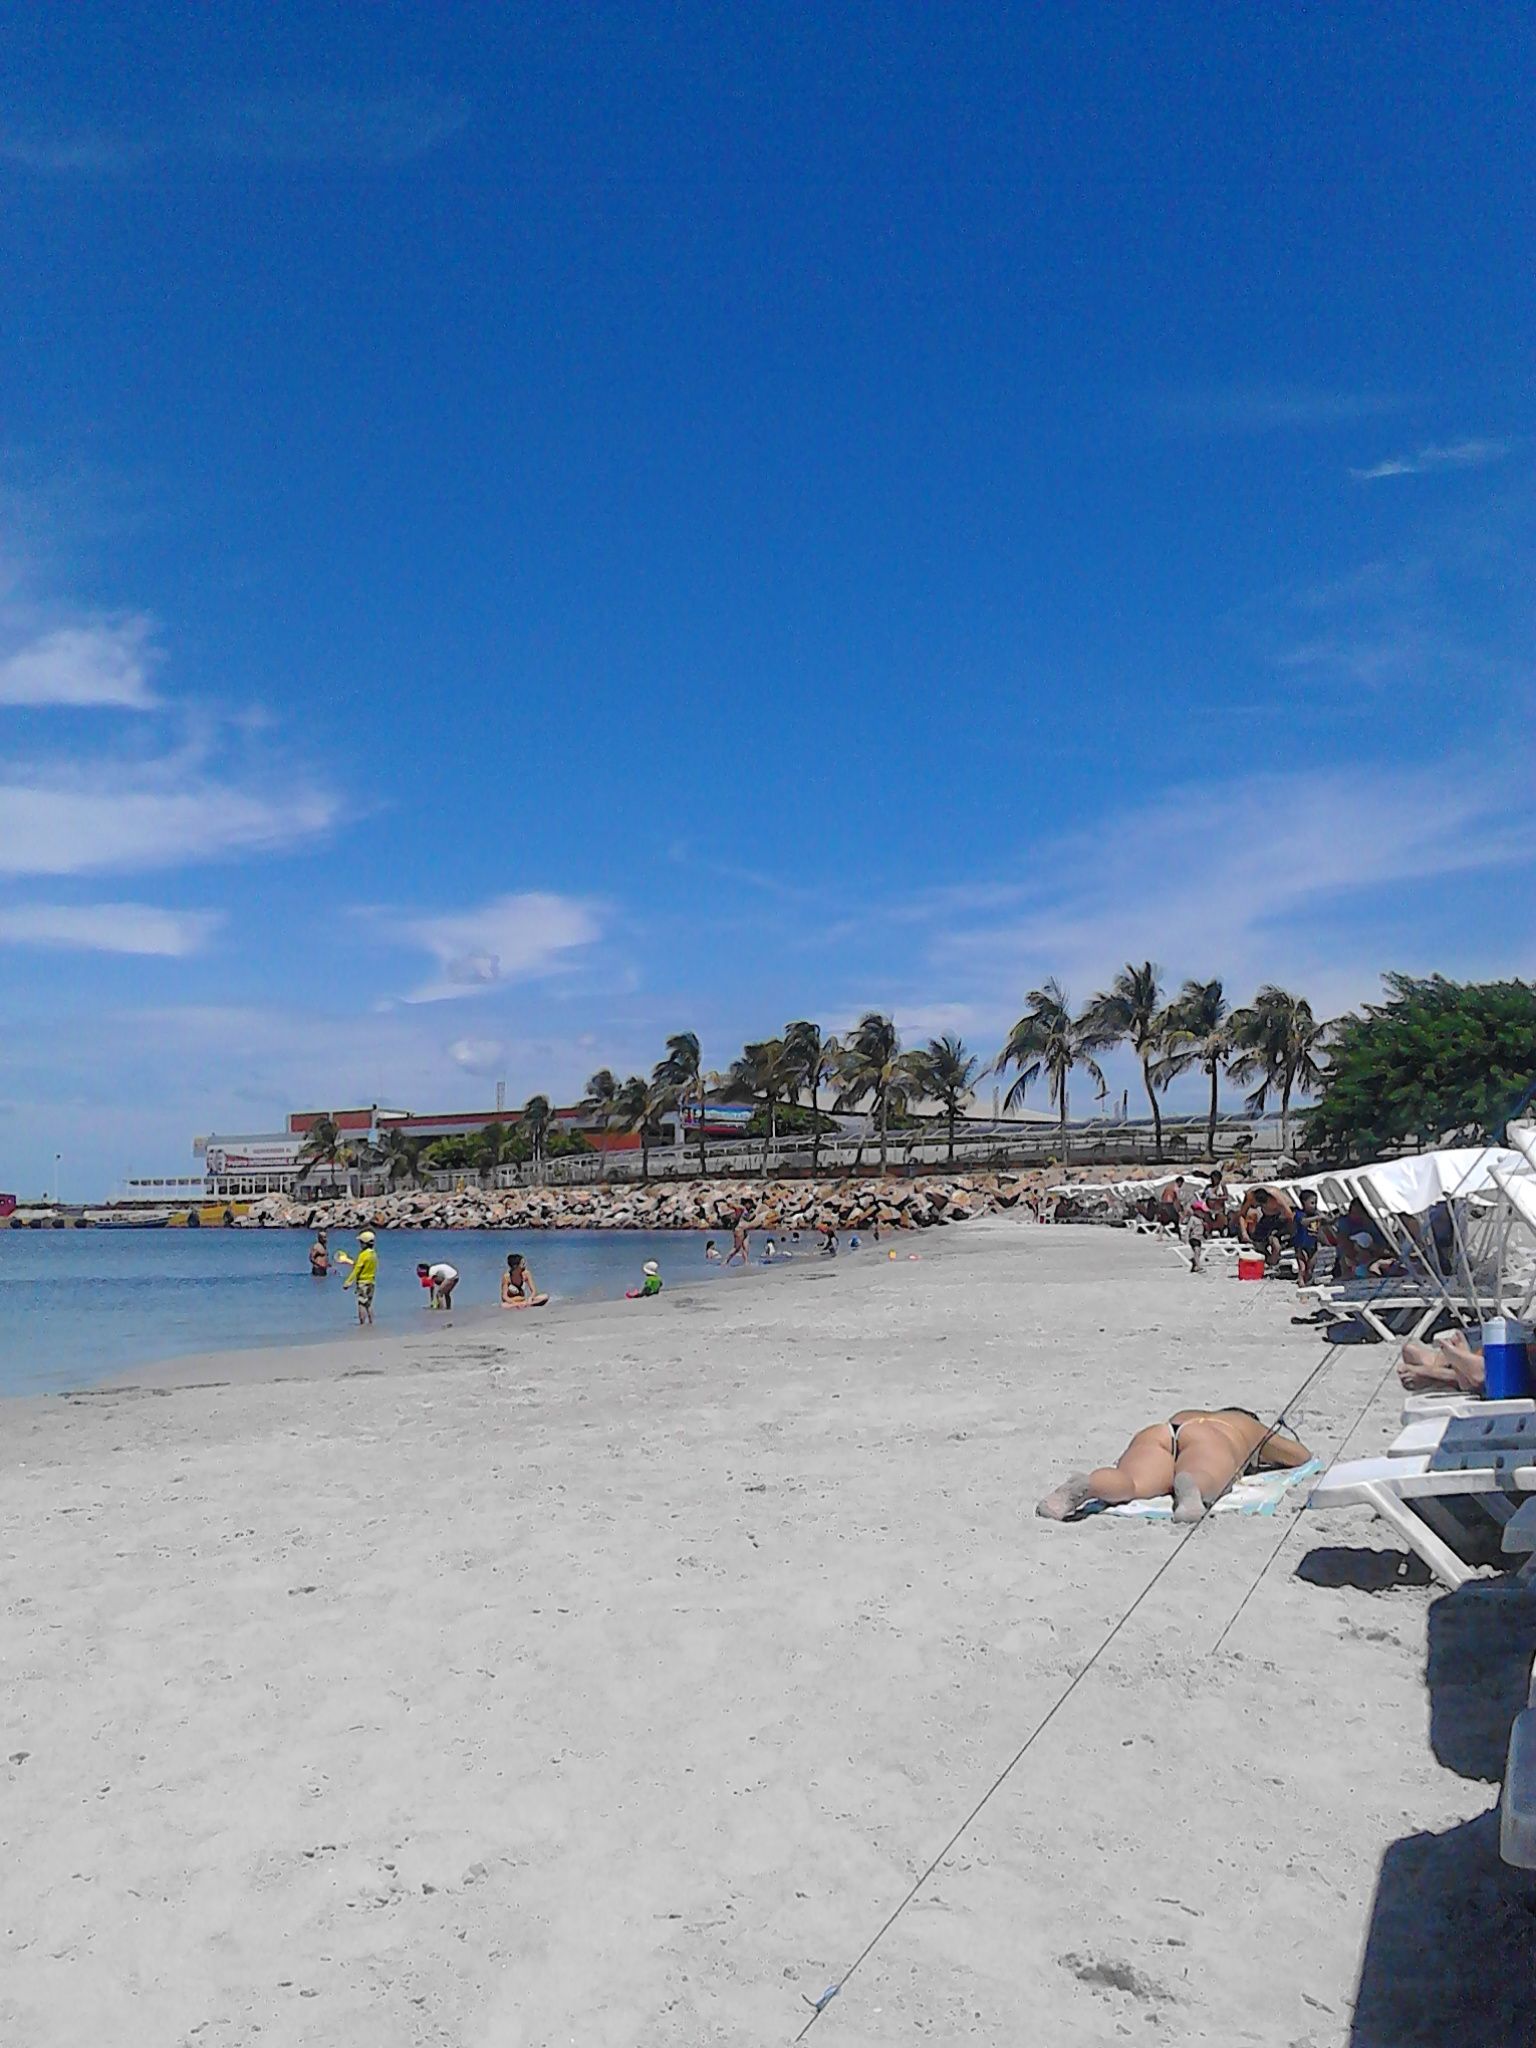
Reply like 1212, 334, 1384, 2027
1037, 1408, 1314, 1524
500, 1252, 549, 1309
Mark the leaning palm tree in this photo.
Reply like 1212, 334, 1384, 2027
614, 1073, 659, 1181
1155, 977, 1233, 1160
834, 1012, 912, 1175
653, 1032, 708, 1174
781, 1020, 841, 1176
295, 1114, 343, 1191
995, 981, 1106, 1142
1228, 986, 1330, 1153
520, 1094, 554, 1173
581, 1068, 620, 1158
725, 1037, 791, 1176
472, 1119, 515, 1180
907, 1033, 981, 1163
1082, 960, 1170, 1159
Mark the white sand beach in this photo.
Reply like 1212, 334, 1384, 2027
3, 1220, 1532, 2045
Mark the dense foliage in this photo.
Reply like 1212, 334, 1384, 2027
1305, 975, 1536, 1160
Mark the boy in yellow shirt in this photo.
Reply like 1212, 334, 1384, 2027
342, 1230, 378, 1325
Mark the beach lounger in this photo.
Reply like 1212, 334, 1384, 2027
1390, 1411, 1536, 1460
1304, 1449, 1536, 1590
1399, 1392, 1536, 1425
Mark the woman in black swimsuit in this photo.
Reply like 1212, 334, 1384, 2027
1038, 1407, 1313, 1524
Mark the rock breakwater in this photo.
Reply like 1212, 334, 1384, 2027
238, 1174, 1036, 1234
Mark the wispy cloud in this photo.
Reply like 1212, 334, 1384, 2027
0, 87, 469, 176
1155, 385, 1409, 434
0, 763, 338, 876
0, 901, 221, 955
1350, 438, 1511, 481
376, 891, 604, 1003
448, 1036, 506, 1076
0, 616, 159, 708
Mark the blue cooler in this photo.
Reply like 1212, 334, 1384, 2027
1482, 1319, 1534, 1401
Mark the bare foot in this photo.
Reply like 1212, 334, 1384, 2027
1037, 1473, 1095, 1521
1171, 1473, 1206, 1524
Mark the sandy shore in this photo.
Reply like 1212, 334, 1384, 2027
4, 1220, 1532, 2045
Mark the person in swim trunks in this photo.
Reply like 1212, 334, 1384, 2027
1037, 1408, 1314, 1525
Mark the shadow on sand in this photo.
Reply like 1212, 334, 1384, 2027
1349, 1585, 1536, 2046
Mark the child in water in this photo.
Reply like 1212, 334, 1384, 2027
342, 1230, 377, 1325
704, 1239, 720, 1261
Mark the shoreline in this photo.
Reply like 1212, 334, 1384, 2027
4, 1218, 1526, 2042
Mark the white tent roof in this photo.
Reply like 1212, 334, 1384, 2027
1351, 1146, 1534, 1214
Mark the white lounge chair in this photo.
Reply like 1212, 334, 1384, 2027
1304, 1448, 1536, 1590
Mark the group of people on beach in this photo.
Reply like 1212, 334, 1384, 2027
307, 1229, 552, 1324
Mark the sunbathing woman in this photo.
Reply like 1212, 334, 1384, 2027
1038, 1408, 1314, 1525
500, 1251, 549, 1309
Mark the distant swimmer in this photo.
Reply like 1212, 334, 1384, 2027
342, 1230, 377, 1326
501, 1251, 549, 1309
309, 1228, 329, 1277
417, 1260, 459, 1309
704, 1238, 721, 1262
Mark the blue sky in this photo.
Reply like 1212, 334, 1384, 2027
1, 4, 1531, 1195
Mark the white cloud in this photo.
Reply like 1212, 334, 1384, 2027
920, 765, 1536, 1028
0, 767, 339, 875
389, 891, 603, 1003
0, 901, 220, 955
1351, 438, 1511, 481
0, 617, 159, 707
1156, 386, 1408, 433
448, 1036, 506, 1076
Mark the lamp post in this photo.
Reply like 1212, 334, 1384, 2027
54, 1153, 62, 1206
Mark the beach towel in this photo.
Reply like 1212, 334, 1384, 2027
1096, 1459, 1324, 1520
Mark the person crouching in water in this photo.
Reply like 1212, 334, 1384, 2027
343, 1230, 377, 1325
416, 1259, 459, 1309
1038, 1408, 1313, 1525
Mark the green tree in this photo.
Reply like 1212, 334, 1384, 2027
521, 1094, 554, 1171
1305, 974, 1536, 1160
654, 1032, 708, 1173
1229, 986, 1329, 1154
615, 1073, 660, 1181
472, 1119, 516, 1178
781, 1020, 842, 1176
376, 1127, 426, 1188
725, 1036, 791, 1175
420, 1135, 477, 1173
996, 981, 1106, 1142
1082, 961, 1170, 1159
581, 1068, 620, 1157
906, 1033, 980, 1163
1155, 977, 1233, 1160
295, 1114, 343, 1190
834, 1013, 915, 1175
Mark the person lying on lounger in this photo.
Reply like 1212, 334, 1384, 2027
1399, 1328, 1484, 1395
1037, 1408, 1314, 1525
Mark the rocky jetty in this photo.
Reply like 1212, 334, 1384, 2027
237, 1173, 1038, 1235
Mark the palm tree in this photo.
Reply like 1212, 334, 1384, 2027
1229, 986, 1330, 1153
1082, 961, 1170, 1159
725, 1037, 791, 1175
653, 1031, 707, 1174
472, 1119, 516, 1181
520, 1094, 554, 1174
906, 1033, 981, 1163
615, 1074, 659, 1181
1155, 978, 1233, 1160
581, 1068, 620, 1158
782, 1020, 842, 1176
376, 1127, 426, 1188
295, 1114, 343, 1191
995, 981, 1106, 1142
834, 1013, 913, 1175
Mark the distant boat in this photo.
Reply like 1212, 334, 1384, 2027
90, 1213, 169, 1229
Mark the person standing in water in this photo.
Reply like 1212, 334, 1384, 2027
308, 1228, 329, 1277
342, 1230, 377, 1325
726, 1214, 751, 1266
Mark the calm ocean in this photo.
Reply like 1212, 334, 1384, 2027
0, 1226, 786, 1397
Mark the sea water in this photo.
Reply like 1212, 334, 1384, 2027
0, 1226, 769, 1397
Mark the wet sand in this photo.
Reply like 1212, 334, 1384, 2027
3, 1219, 1531, 2045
